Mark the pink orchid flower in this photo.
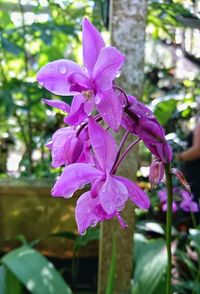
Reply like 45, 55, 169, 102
52, 117, 150, 234
37, 18, 125, 130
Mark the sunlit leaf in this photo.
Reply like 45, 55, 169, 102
1, 245, 72, 294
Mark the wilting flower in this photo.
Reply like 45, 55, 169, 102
122, 95, 172, 163
37, 18, 125, 130
52, 117, 150, 234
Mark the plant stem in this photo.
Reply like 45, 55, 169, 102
111, 130, 129, 171
112, 138, 140, 174
165, 163, 173, 294
191, 212, 197, 229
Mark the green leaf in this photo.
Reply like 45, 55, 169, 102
6, 269, 23, 294
1, 37, 23, 55
1, 245, 72, 294
132, 236, 167, 294
0, 265, 23, 294
154, 99, 177, 125
176, 250, 197, 278
0, 265, 6, 294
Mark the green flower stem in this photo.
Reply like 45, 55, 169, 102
165, 163, 173, 294
191, 212, 197, 229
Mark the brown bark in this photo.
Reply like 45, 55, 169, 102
98, 1, 147, 294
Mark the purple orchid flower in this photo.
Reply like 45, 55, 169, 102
158, 189, 178, 213
179, 189, 199, 212
158, 187, 199, 213
52, 117, 150, 234
37, 18, 125, 130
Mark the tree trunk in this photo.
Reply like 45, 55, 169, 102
98, 1, 147, 294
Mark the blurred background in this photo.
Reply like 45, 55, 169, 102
0, 0, 200, 293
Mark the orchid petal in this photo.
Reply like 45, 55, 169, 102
136, 118, 165, 143
88, 117, 117, 172
180, 199, 199, 212
99, 175, 128, 214
50, 127, 75, 168
68, 72, 93, 89
155, 142, 172, 163
50, 127, 83, 168
52, 163, 104, 197
127, 96, 155, 119
37, 59, 82, 95
75, 191, 103, 235
115, 176, 150, 209
163, 202, 178, 213
43, 99, 70, 113
93, 46, 125, 91
82, 18, 105, 73
64, 94, 88, 126
95, 89, 122, 131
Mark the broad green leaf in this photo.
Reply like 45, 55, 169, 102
0, 265, 6, 294
0, 265, 23, 294
6, 269, 23, 294
174, 280, 200, 294
1, 245, 72, 294
154, 99, 177, 125
132, 236, 167, 294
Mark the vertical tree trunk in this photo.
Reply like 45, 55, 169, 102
98, 1, 147, 294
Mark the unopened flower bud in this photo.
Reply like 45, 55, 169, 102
171, 168, 191, 193
149, 159, 165, 189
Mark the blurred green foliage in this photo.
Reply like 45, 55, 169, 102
0, 0, 103, 178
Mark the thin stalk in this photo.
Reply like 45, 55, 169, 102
111, 130, 129, 170
191, 212, 197, 229
165, 163, 173, 294
112, 138, 140, 174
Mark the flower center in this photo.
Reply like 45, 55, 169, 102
82, 90, 93, 101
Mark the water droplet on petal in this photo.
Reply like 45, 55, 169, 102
90, 220, 98, 227
101, 187, 106, 193
59, 64, 68, 74
95, 96, 101, 105
64, 193, 73, 199
119, 186, 128, 195
85, 207, 91, 214
116, 204, 125, 212
50, 66, 55, 72
104, 201, 114, 214
116, 197, 125, 211
80, 230, 86, 236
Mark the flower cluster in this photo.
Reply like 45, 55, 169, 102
37, 18, 173, 234
158, 187, 198, 213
